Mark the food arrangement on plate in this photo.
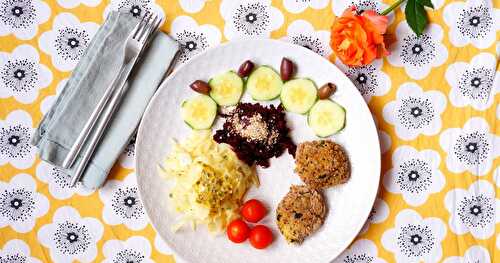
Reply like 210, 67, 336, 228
159, 57, 351, 249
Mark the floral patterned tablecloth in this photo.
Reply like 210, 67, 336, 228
0, 0, 499, 262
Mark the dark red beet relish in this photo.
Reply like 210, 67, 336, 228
213, 103, 296, 167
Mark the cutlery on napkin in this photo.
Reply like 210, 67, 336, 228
31, 11, 180, 189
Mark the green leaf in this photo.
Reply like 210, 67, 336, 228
416, 0, 434, 8
405, 0, 428, 36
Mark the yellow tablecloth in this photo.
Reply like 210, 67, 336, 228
0, 0, 498, 262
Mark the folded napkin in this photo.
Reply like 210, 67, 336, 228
31, 11, 179, 189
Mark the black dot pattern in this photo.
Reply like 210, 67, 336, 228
457, 66, 494, 101
175, 30, 209, 63
458, 5, 493, 39
55, 27, 90, 61
232, 3, 270, 36
49, 166, 79, 189
118, 0, 151, 18
291, 35, 326, 56
124, 136, 136, 157
350, 0, 380, 13
54, 221, 91, 255
0, 0, 36, 29
344, 253, 374, 263
0, 188, 35, 222
346, 65, 378, 97
0, 253, 27, 263
397, 97, 435, 130
1, 58, 38, 93
111, 186, 144, 219
453, 131, 490, 166
457, 194, 494, 228
113, 248, 145, 263
400, 34, 436, 66
0, 124, 31, 159
396, 158, 432, 194
397, 224, 435, 257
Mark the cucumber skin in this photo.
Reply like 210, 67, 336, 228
247, 66, 283, 101
279, 78, 318, 114
208, 71, 244, 106
181, 96, 217, 130
307, 100, 346, 137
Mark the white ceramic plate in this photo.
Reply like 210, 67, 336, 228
136, 39, 381, 263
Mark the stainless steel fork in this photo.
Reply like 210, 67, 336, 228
67, 14, 161, 186
62, 13, 157, 170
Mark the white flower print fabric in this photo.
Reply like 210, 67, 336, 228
102, 236, 155, 263
37, 206, 103, 263
170, 15, 221, 64
331, 0, 395, 23
283, 0, 329, 14
281, 19, 332, 58
0, 44, 52, 104
443, 0, 500, 49
0, 173, 49, 233
444, 180, 500, 239
442, 245, 491, 263
387, 22, 448, 80
381, 209, 447, 263
1, 0, 499, 261
36, 161, 94, 200
0, 239, 42, 263
179, 0, 207, 13
333, 239, 387, 263
0, 0, 50, 40
98, 173, 148, 230
38, 12, 98, 72
360, 197, 389, 234
383, 82, 446, 141
40, 78, 67, 115
439, 117, 500, 176
57, 0, 101, 9
445, 52, 499, 111
336, 58, 391, 103
118, 135, 136, 169
0, 110, 36, 169
383, 146, 445, 206
103, 0, 164, 20
220, 0, 283, 40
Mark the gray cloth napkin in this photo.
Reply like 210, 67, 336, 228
31, 11, 179, 189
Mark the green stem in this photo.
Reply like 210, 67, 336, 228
380, 0, 406, 15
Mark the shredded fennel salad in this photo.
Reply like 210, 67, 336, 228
159, 131, 259, 234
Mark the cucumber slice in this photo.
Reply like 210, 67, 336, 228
181, 95, 217, 130
280, 78, 317, 114
208, 71, 244, 106
246, 66, 283, 101
307, 100, 346, 137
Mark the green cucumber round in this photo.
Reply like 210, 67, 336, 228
209, 71, 244, 106
246, 66, 283, 101
307, 100, 346, 137
280, 78, 317, 114
181, 95, 217, 130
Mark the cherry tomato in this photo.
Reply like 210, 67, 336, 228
249, 225, 273, 249
241, 199, 267, 223
227, 219, 250, 243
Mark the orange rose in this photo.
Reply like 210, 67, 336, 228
330, 7, 389, 67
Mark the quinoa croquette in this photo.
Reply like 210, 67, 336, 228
295, 140, 350, 189
276, 185, 326, 244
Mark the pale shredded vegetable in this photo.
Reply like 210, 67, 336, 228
159, 131, 259, 234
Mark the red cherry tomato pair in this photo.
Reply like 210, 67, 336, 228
227, 199, 273, 249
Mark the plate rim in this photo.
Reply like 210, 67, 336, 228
135, 39, 381, 262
